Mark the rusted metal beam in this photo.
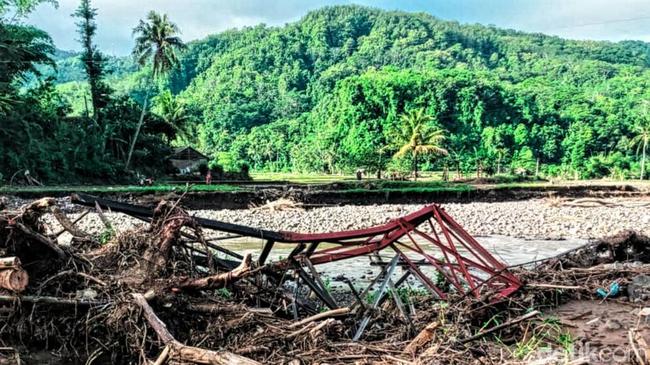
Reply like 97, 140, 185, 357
293, 264, 337, 310
72, 193, 285, 242
353, 255, 399, 341
258, 240, 275, 266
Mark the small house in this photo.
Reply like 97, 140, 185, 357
168, 147, 209, 175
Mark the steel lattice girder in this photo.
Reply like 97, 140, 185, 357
73, 194, 521, 299
283, 205, 521, 299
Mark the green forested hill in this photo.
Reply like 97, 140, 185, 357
146, 5, 648, 178
9, 4, 650, 182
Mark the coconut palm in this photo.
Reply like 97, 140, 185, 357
394, 108, 448, 181
132, 11, 184, 78
125, 11, 185, 171
630, 119, 650, 180
154, 90, 191, 143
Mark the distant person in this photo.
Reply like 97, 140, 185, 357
206, 170, 212, 185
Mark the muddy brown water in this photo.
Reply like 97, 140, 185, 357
216, 236, 588, 290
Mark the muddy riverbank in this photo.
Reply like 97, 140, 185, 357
4, 181, 650, 210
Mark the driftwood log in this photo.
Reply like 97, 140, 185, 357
0, 257, 28, 292
0, 270, 29, 292
132, 293, 260, 365
173, 254, 254, 290
0, 198, 67, 261
0, 295, 105, 306
13, 222, 66, 259
459, 310, 540, 344
51, 206, 88, 238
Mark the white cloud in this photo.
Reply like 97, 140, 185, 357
26, 0, 350, 54
489, 0, 650, 41
25, 0, 650, 55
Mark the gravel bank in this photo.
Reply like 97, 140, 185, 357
43, 198, 650, 241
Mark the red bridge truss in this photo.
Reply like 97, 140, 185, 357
73, 194, 521, 309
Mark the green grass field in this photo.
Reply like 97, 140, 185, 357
250, 172, 358, 184
2, 172, 648, 196
0, 183, 243, 195
251, 171, 448, 183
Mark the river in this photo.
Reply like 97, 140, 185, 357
216, 235, 588, 290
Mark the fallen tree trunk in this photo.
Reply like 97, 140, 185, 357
132, 293, 260, 365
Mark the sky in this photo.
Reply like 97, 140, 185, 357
25, 0, 650, 56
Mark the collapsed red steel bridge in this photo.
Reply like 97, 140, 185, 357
72, 193, 521, 313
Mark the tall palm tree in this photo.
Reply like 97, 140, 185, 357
394, 108, 448, 181
132, 11, 184, 78
630, 119, 650, 180
125, 11, 185, 171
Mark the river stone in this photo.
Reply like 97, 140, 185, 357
628, 275, 650, 302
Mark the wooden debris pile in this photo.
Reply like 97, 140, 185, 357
0, 197, 649, 364
0, 197, 432, 364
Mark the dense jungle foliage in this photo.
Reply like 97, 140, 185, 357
3, 3, 650, 182
0, 0, 174, 183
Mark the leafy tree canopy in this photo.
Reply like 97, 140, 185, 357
7, 5, 650, 181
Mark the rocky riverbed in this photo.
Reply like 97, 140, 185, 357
41, 197, 650, 241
